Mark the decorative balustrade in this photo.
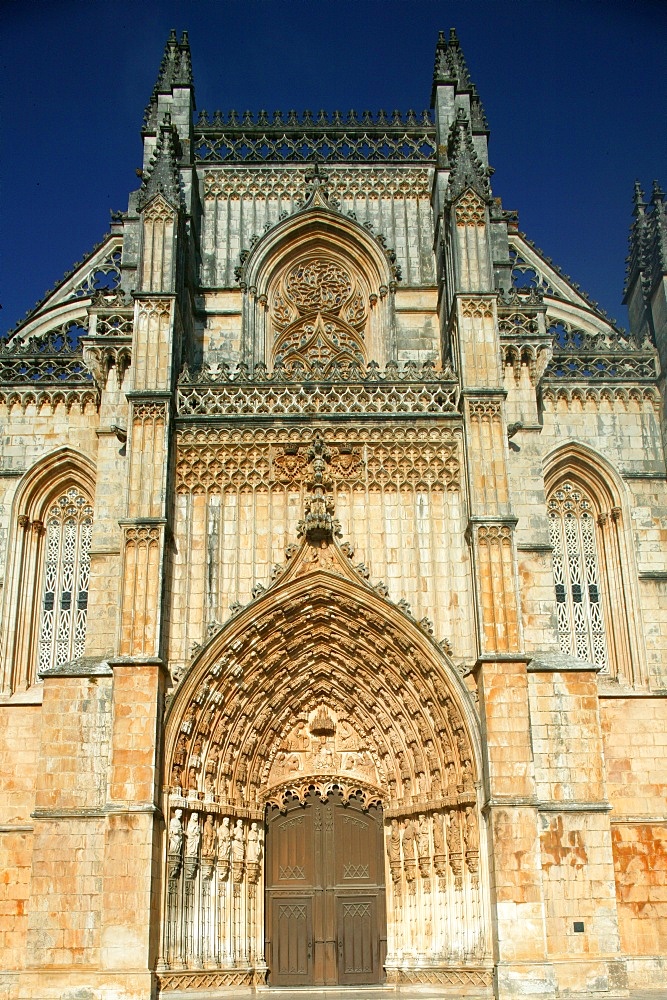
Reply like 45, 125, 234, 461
194, 108, 436, 163
177, 360, 459, 418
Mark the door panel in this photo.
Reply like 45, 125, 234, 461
272, 896, 313, 985
337, 894, 378, 985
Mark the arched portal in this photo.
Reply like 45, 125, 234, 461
158, 538, 493, 993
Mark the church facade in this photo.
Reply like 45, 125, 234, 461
1, 29, 666, 1000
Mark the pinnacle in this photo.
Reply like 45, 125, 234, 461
431, 27, 476, 107
138, 113, 183, 210
446, 111, 490, 203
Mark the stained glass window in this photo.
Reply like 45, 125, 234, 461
548, 480, 608, 670
37, 487, 93, 673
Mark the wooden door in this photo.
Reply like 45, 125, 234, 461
265, 790, 385, 986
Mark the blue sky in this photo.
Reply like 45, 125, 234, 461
2, 0, 666, 333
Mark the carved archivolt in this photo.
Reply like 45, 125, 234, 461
165, 538, 478, 814
175, 425, 461, 494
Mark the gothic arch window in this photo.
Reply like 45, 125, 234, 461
544, 447, 646, 687
0, 449, 95, 693
36, 486, 93, 674
548, 480, 608, 668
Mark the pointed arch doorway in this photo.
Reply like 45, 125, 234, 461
265, 789, 386, 986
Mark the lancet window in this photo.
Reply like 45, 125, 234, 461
0, 450, 96, 694
37, 486, 93, 674
547, 480, 608, 669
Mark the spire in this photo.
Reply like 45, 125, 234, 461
624, 181, 648, 300
174, 31, 193, 87
446, 28, 472, 91
431, 27, 476, 106
138, 114, 183, 210
649, 179, 667, 277
143, 29, 194, 134
470, 84, 489, 133
446, 109, 490, 202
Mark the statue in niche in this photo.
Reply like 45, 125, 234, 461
387, 818, 401, 866
247, 822, 263, 864
433, 812, 444, 855
417, 814, 430, 859
461, 757, 474, 791
168, 809, 184, 855
202, 814, 217, 860
287, 721, 310, 751
185, 812, 201, 857
232, 819, 245, 863
337, 720, 359, 750
218, 817, 232, 868
446, 809, 461, 856
402, 818, 416, 861
464, 805, 479, 852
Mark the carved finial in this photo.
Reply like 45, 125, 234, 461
296, 434, 342, 545
303, 161, 332, 206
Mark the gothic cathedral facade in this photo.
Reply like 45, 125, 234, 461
1, 29, 666, 1000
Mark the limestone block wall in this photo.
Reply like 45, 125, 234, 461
600, 696, 667, 986
26, 675, 111, 968
198, 167, 435, 290
527, 668, 622, 991
0, 699, 41, 974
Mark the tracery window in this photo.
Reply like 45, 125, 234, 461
37, 487, 93, 673
547, 480, 608, 670
270, 254, 368, 372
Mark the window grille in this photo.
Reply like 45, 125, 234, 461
37, 487, 93, 673
547, 480, 608, 670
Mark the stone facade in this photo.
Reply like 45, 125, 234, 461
0, 27, 666, 1000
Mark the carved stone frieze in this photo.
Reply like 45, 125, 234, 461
175, 425, 461, 494
203, 166, 432, 201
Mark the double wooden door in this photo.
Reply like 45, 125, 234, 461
265, 790, 386, 986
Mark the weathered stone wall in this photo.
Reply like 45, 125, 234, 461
600, 696, 667, 987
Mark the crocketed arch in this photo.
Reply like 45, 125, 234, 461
238, 201, 396, 368
164, 563, 481, 812
0, 447, 96, 693
544, 442, 646, 686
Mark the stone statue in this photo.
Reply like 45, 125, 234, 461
168, 808, 183, 855
402, 818, 416, 861
219, 816, 231, 859
432, 812, 444, 855
387, 818, 401, 865
417, 813, 430, 859
185, 812, 201, 857
247, 821, 262, 864
232, 818, 245, 863
446, 809, 461, 856
464, 805, 479, 852
202, 814, 217, 859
